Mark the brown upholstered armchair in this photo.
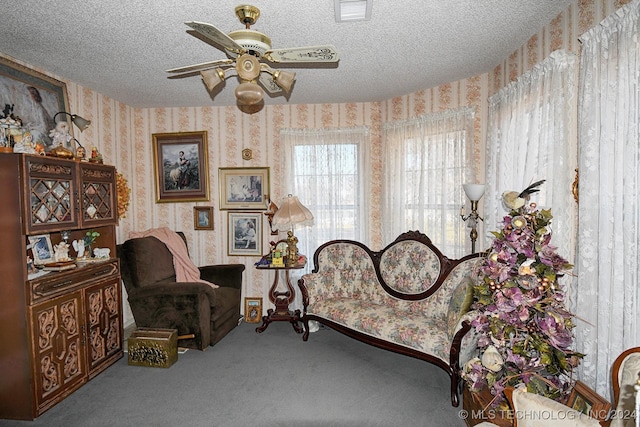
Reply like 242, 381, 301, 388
117, 232, 245, 350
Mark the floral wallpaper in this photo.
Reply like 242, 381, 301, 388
3, 0, 629, 326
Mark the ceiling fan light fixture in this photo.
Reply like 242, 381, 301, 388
200, 68, 225, 92
335, 0, 372, 23
235, 82, 264, 105
236, 54, 261, 81
273, 70, 296, 93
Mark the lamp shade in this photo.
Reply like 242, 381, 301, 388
463, 183, 486, 202
53, 111, 91, 132
272, 195, 314, 231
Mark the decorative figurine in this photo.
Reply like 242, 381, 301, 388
49, 121, 72, 148
72, 239, 86, 258
13, 131, 37, 154
53, 241, 72, 262
89, 146, 103, 163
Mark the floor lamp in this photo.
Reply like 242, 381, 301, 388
460, 183, 485, 254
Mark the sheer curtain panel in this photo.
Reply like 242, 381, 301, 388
382, 107, 475, 258
485, 49, 578, 266
281, 127, 370, 263
575, 0, 640, 400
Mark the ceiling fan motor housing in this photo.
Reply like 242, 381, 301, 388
227, 30, 272, 58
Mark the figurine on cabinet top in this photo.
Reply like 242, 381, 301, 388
49, 121, 72, 147
13, 131, 37, 154
89, 146, 103, 164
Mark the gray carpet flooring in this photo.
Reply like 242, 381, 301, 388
0, 321, 466, 427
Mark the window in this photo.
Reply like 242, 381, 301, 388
281, 127, 370, 263
382, 107, 475, 258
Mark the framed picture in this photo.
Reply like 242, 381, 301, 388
244, 297, 263, 323
194, 206, 214, 230
567, 380, 611, 422
28, 234, 54, 265
0, 56, 71, 148
152, 131, 209, 203
219, 167, 269, 210
228, 212, 262, 256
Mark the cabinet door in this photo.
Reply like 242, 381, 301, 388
84, 278, 122, 377
30, 291, 87, 413
79, 162, 118, 228
23, 155, 79, 234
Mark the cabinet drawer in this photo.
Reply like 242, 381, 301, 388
29, 260, 119, 305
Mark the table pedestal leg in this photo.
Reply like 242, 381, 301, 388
255, 269, 302, 333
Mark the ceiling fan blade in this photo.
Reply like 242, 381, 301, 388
263, 45, 339, 63
185, 21, 245, 55
258, 73, 283, 95
166, 59, 234, 74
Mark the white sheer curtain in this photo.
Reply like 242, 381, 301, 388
575, 0, 640, 401
382, 107, 475, 258
485, 50, 578, 266
280, 127, 370, 264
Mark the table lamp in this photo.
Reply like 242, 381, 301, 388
271, 194, 314, 266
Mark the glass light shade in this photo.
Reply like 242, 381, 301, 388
463, 183, 486, 202
235, 82, 264, 105
71, 115, 91, 132
272, 195, 314, 231
200, 68, 225, 92
236, 54, 261, 81
53, 111, 91, 132
273, 70, 296, 93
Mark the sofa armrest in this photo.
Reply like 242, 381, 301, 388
199, 264, 245, 289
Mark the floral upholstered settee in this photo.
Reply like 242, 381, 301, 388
298, 231, 482, 407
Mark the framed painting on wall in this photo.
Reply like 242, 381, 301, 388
152, 131, 209, 203
219, 167, 269, 210
193, 206, 214, 230
228, 212, 262, 256
0, 56, 71, 149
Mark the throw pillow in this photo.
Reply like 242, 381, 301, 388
447, 277, 474, 334
512, 388, 600, 427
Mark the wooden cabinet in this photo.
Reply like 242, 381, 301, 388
0, 153, 122, 420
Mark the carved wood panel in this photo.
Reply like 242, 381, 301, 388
30, 291, 87, 410
85, 279, 121, 373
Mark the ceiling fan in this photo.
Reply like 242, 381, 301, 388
166, 5, 340, 107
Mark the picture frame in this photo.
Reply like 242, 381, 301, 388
244, 297, 263, 323
193, 206, 214, 230
28, 234, 54, 265
0, 56, 71, 149
228, 212, 263, 256
152, 131, 209, 203
219, 167, 269, 210
567, 380, 611, 422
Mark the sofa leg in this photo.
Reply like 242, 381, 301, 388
450, 376, 460, 407
301, 318, 310, 341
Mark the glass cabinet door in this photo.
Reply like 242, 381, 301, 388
23, 155, 79, 234
79, 162, 118, 227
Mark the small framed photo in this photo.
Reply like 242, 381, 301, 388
244, 297, 263, 323
219, 167, 269, 210
29, 234, 54, 265
228, 212, 262, 256
152, 131, 209, 203
193, 206, 214, 230
567, 380, 611, 422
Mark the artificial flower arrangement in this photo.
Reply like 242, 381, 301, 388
462, 180, 583, 407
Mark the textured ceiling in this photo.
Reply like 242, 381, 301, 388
0, 1, 571, 108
